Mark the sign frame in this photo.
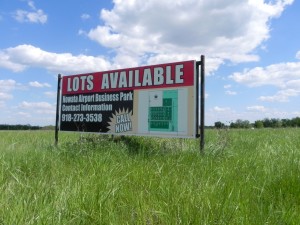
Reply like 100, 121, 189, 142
55, 56, 205, 151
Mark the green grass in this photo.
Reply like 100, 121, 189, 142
0, 129, 299, 224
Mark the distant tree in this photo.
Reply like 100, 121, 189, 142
271, 118, 282, 128
291, 117, 300, 127
242, 120, 251, 128
41, 125, 55, 130
217, 117, 300, 129
238, 119, 250, 128
262, 118, 282, 128
214, 121, 225, 129
281, 119, 290, 127
230, 121, 238, 129
254, 120, 264, 128
230, 119, 251, 129
0, 124, 41, 130
263, 118, 272, 128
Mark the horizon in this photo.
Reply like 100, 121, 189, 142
1, 0, 299, 126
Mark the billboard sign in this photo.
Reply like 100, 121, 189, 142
59, 60, 197, 137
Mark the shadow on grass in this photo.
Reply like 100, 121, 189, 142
57, 133, 198, 158
112, 135, 164, 156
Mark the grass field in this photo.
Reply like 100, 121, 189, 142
0, 129, 299, 224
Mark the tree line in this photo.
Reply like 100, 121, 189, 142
214, 117, 300, 129
0, 124, 41, 130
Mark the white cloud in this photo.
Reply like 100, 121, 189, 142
0, 52, 27, 72
213, 106, 231, 112
81, 13, 91, 20
44, 91, 57, 98
0, 101, 6, 109
36, 109, 56, 115
247, 105, 267, 112
207, 106, 236, 124
292, 111, 300, 116
296, 51, 300, 60
0, 79, 16, 107
224, 84, 237, 95
230, 56, 300, 102
259, 89, 300, 102
88, 26, 122, 49
0, 79, 17, 92
19, 101, 53, 110
17, 101, 56, 120
2, 1, 294, 76
18, 101, 56, 115
81, 0, 292, 70
286, 79, 300, 89
28, 1, 36, 10
29, 81, 51, 88
0, 45, 112, 74
14, 9, 47, 24
0, 92, 13, 100
230, 62, 300, 88
225, 90, 237, 95
1, 101, 56, 125
14, 1, 47, 24
16, 112, 31, 117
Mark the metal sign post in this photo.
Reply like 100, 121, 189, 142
200, 55, 205, 152
196, 55, 205, 152
55, 74, 62, 146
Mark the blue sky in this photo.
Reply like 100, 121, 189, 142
0, 0, 299, 126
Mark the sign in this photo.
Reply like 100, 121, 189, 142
59, 60, 197, 137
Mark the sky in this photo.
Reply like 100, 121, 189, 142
0, 0, 299, 126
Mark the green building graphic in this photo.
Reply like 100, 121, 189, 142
148, 90, 178, 132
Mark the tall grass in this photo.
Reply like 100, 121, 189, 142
0, 129, 299, 224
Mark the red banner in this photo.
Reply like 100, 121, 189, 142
62, 60, 195, 94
